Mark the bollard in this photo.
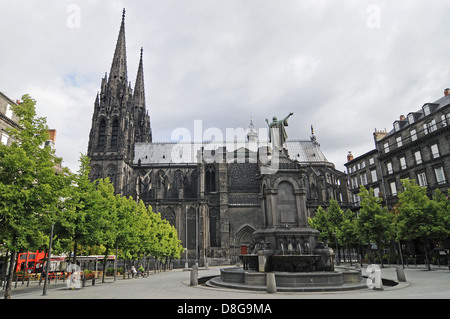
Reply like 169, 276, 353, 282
266, 273, 277, 294
92, 278, 95, 286
395, 266, 406, 282
190, 265, 198, 286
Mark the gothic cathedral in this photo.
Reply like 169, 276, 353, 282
88, 10, 151, 196
87, 11, 350, 266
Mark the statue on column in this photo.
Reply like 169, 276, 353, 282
265, 112, 293, 153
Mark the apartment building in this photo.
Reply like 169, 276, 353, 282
346, 89, 450, 209
0, 92, 20, 146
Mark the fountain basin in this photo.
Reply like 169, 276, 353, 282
221, 268, 343, 287
219, 267, 245, 283
239, 252, 334, 272
209, 267, 367, 291
270, 254, 322, 272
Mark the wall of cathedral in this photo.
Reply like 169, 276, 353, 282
126, 158, 350, 266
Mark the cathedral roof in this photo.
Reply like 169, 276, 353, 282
134, 139, 329, 165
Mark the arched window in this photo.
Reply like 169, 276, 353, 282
174, 170, 184, 190
187, 170, 198, 198
162, 207, 176, 227
277, 181, 296, 224
209, 209, 220, 247
107, 165, 117, 191
205, 165, 216, 193
90, 165, 103, 182
187, 207, 197, 249
110, 118, 119, 150
97, 118, 106, 151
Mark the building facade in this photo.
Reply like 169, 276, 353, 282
346, 89, 450, 210
0, 92, 20, 147
87, 11, 350, 266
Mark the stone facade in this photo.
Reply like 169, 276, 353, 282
0, 92, 20, 146
346, 89, 450, 210
87, 11, 350, 266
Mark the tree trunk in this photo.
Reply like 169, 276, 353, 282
114, 247, 118, 281
72, 241, 78, 265
347, 246, 353, 266
376, 241, 384, 268
4, 250, 16, 299
0, 250, 9, 287
102, 257, 107, 283
424, 243, 431, 271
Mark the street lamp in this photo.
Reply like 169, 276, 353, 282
185, 205, 188, 269
42, 223, 54, 296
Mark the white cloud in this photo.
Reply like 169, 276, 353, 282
1, 0, 449, 173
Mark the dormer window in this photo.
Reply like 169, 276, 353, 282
394, 121, 400, 132
407, 113, 415, 124
423, 104, 430, 116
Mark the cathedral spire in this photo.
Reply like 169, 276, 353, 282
133, 47, 145, 108
108, 8, 128, 85
133, 47, 152, 143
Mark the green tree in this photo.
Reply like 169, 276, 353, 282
114, 195, 140, 276
432, 189, 450, 236
93, 178, 118, 282
396, 179, 448, 270
309, 199, 344, 261
62, 154, 99, 264
143, 205, 183, 269
0, 95, 68, 299
336, 209, 360, 265
358, 185, 394, 267
308, 206, 332, 243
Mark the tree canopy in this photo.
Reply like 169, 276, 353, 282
0, 95, 184, 298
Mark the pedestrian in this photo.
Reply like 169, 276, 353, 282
131, 266, 137, 278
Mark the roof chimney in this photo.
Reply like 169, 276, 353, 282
45, 129, 56, 150
399, 115, 406, 121
47, 129, 56, 143
444, 88, 449, 97
347, 151, 354, 162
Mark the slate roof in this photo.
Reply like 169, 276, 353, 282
134, 139, 329, 165
383, 93, 450, 138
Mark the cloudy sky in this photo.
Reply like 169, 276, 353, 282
1, 0, 450, 173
